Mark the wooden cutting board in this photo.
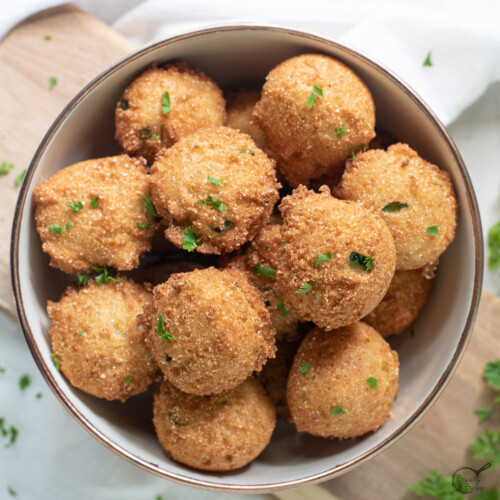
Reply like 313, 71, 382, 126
1, 5, 499, 498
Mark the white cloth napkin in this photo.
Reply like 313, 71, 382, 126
2, 1, 500, 499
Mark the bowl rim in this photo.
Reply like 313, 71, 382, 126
10, 22, 484, 493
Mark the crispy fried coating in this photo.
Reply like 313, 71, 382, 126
47, 278, 157, 402
141, 267, 276, 395
33, 155, 156, 274
115, 62, 226, 164
150, 127, 280, 254
276, 186, 396, 330
153, 377, 276, 471
253, 53, 375, 186
363, 269, 434, 337
287, 322, 399, 439
337, 143, 458, 270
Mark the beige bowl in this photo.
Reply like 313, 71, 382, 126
11, 24, 483, 493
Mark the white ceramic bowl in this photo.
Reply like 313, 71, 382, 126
11, 24, 483, 493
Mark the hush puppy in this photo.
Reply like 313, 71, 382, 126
47, 278, 157, 402
33, 155, 156, 274
115, 62, 226, 164
141, 267, 276, 395
287, 322, 399, 439
276, 186, 396, 330
253, 53, 375, 186
150, 126, 280, 254
153, 377, 276, 471
337, 143, 458, 270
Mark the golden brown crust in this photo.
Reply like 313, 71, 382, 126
141, 267, 276, 395
33, 155, 156, 274
363, 269, 434, 337
47, 278, 158, 402
150, 126, 280, 254
287, 322, 399, 439
253, 53, 375, 186
337, 143, 458, 270
276, 185, 396, 330
153, 377, 276, 471
115, 62, 226, 164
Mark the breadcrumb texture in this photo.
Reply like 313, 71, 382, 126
150, 126, 280, 254
363, 269, 434, 337
115, 62, 226, 164
47, 278, 157, 402
33, 155, 156, 274
153, 377, 276, 471
287, 322, 399, 439
338, 143, 458, 270
277, 186, 396, 330
253, 53, 375, 186
141, 267, 276, 395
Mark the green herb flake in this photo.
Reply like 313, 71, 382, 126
125, 374, 133, 385
6, 426, 18, 447
210, 220, 234, 233
68, 201, 84, 213
367, 377, 378, 389
139, 125, 152, 140
0, 161, 14, 176
152, 134, 160, 141
253, 263, 276, 278
200, 195, 227, 212
348, 252, 375, 272
136, 221, 153, 229
484, 360, 500, 391
91, 266, 123, 286
382, 202, 408, 213
73, 272, 88, 286
120, 99, 129, 110
315, 251, 332, 268
474, 407, 492, 423
0, 366, 5, 373
7, 485, 17, 497
143, 194, 158, 217
427, 225, 439, 236
19, 374, 30, 391
161, 91, 171, 114
306, 85, 323, 108
156, 313, 176, 340
239, 149, 255, 156
49, 224, 62, 234
90, 197, 98, 209
50, 353, 60, 370
78, 329, 85, 336
471, 429, 500, 466
299, 361, 310, 377
44, 35, 52, 40
423, 51, 433, 67
95, 362, 99, 367
36, 392, 42, 399
335, 126, 346, 140
277, 301, 291, 318
15, 169, 27, 187
432, 181, 442, 187
183, 226, 200, 251
296, 282, 313, 294
330, 407, 347, 416
65, 221, 74, 231
49, 76, 58, 89
207, 175, 222, 186
488, 221, 500, 271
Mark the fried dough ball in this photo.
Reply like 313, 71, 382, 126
287, 322, 399, 439
141, 267, 276, 395
363, 269, 434, 337
33, 155, 156, 274
150, 127, 280, 254
115, 62, 226, 164
47, 278, 157, 402
338, 143, 458, 270
226, 224, 301, 340
253, 53, 375, 186
276, 186, 396, 330
153, 377, 276, 471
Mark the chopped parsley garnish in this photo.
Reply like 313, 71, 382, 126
277, 301, 291, 318
183, 226, 200, 251
382, 202, 408, 213
161, 91, 171, 114
207, 175, 222, 186
306, 85, 323, 108
7, 485, 17, 496
299, 361, 310, 377
152, 134, 160, 140
156, 313, 176, 340
95, 362, 99, 367
239, 149, 255, 155
78, 329, 85, 335
139, 126, 152, 139
49, 224, 62, 234
488, 221, 500, 271
125, 374, 133, 385
471, 429, 500, 466
296, 282, 313, 294
15, 169, 27, 186
423, 51, 433, 67
36, 392, 42, 399
253, 263, 276, 278
136, 221, 153, 229
0, 366, 5, 373
19, 374, 30, 391
90, 197, 98, 209
432, 181, 443, 187
49, 76, 58, 89
315, 251, 332, 268
7, 426, 18, 447
68, 201, 83, 213
367, 377, 378, 389
243, 247, 251, 255
199, 195, 227, 212
65, 222, 73, 231
330, 407, 347, 416
120, 99, 129, 110
210, 220, 234, 233
335, 126, 346, 140
427, 225, 439, 236
91, 266, 123, 286
50, 353, 60, 370
0, 161, 14, 176
73, 272, 88, 286
348, 252, 375, 271
474, 407, 492, 423
44, 34, 52, 40
143, 194, 158, 217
